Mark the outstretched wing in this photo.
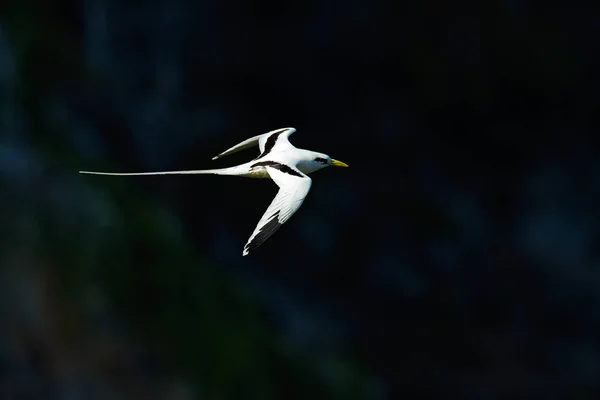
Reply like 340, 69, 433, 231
243, 164, 312, 256
212, 127, 296, 160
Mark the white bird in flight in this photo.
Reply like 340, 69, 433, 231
79, 127, 348, 256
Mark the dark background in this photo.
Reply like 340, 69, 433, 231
1, 0, 599, 398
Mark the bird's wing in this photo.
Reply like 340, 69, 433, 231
255, 127, 296, 158
243, 164, 312, 256
211, 133, 262, 160
212, 127, 296, 160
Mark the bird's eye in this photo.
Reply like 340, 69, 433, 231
314, 157, 328, 164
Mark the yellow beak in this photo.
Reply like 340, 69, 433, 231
329, 159, 349, 168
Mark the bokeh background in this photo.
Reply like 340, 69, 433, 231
1, 0, 599, 398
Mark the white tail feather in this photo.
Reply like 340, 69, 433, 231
79, 168, 231, 176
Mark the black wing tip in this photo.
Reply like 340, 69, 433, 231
243, 212, 282, 256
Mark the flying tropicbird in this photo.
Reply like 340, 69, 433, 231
79, 127, 348, 255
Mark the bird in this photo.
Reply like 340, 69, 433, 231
79, 127, 348, 255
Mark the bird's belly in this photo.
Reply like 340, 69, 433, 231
247, 167, 271, 179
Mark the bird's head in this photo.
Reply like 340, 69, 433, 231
302, 152, 349, 173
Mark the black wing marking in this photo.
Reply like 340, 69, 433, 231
254, 129, 289, 160
251, 161, 304, 177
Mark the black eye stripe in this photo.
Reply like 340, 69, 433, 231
314, 157, 327, 164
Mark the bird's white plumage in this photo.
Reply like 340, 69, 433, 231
79, 127, 347, 255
